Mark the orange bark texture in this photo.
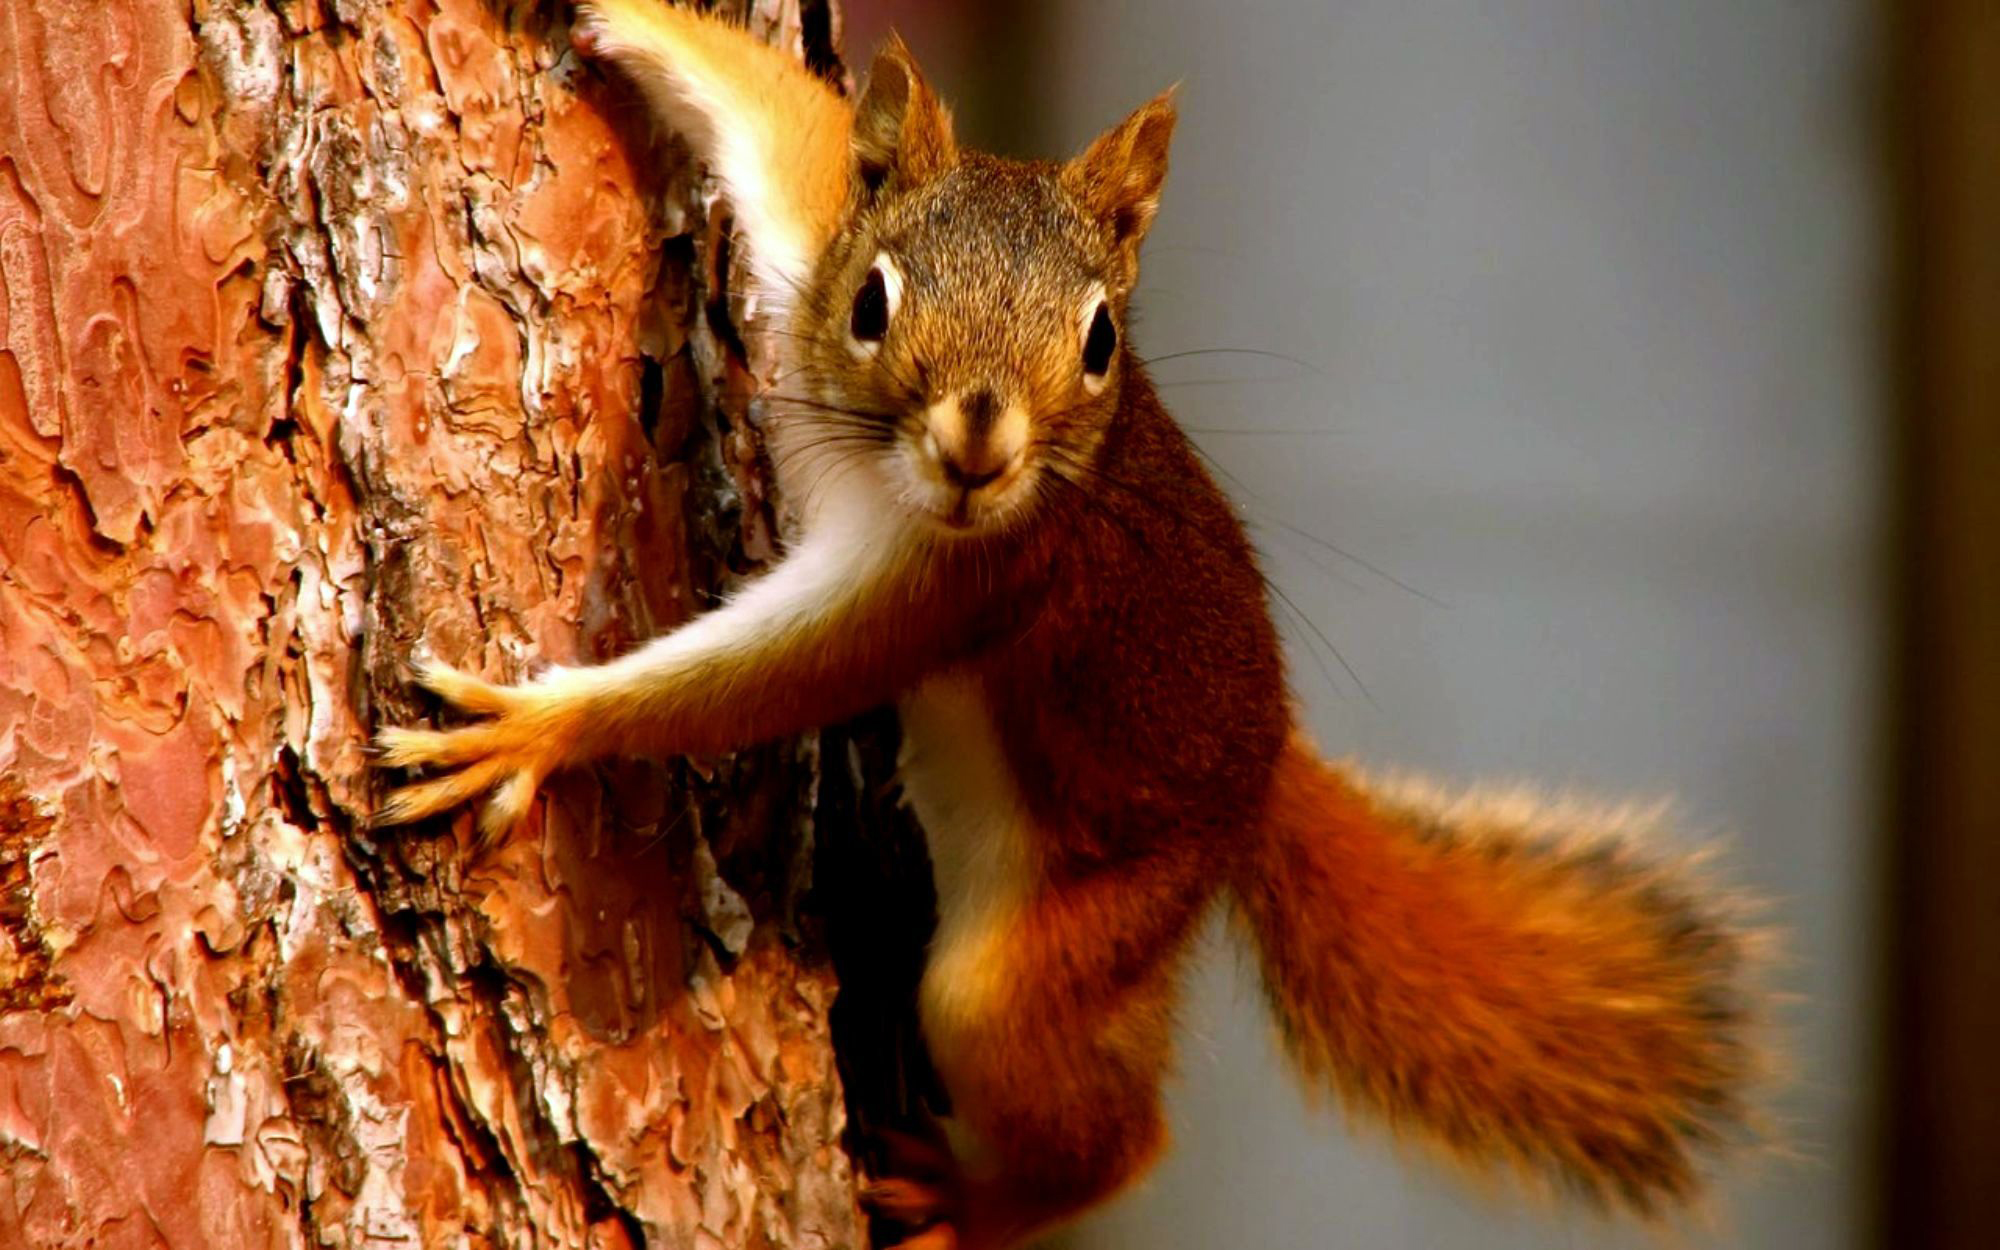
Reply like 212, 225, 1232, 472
0, 1, 867, 1245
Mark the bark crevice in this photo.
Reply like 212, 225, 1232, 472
0, 2, 920, 1245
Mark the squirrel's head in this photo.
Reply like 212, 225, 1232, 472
777, 36, 1177, 536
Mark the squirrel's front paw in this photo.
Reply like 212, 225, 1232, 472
374, 660, 569, 835
862, 1177, 960, 1250
861, 1127, 993, 1250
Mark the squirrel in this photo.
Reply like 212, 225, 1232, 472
375, 3, 1763, 1247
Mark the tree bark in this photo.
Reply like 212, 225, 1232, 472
0, 1, 909, 1246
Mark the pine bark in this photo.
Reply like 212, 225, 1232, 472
0, 2, 911, 1246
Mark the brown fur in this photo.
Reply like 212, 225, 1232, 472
570, 0, 852, 300
377, 7, 1766, 1246
898, 375, 1290, 1247
1236, 738, 1760, 1214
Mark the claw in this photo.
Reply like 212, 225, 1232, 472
374, 722, 508, 771
570, 6, 607, 58
412, 658, 515, 717
880, 1227, 957, 1250
373, 726, 451, 769
375, 756, 512, 827
373, 657, 560, 833
861, 1177, 954, 1225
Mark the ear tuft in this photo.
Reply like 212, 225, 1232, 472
1064, 87, 1179, 263
852, 32, 957, 194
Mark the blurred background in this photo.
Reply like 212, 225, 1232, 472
840, 2, 1995, 1248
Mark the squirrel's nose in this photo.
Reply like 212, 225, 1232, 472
925, 389, 1024, 492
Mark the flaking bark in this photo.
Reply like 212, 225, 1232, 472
0, 1, 906, 1245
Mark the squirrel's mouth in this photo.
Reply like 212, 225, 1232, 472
900, 452, 1035, 536
923, 464, 1029, 532
904, 410, 1033, 534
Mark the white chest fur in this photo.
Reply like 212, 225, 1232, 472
898, 672, 1036, 1040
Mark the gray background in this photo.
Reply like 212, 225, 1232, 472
847, 2, 1883, 1246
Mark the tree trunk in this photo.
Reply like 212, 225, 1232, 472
0, 1, 918, 1246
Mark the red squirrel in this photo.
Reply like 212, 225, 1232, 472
376, 3, 1762, 1245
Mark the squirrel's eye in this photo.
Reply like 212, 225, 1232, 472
1082, 302, 1117, 379
850, 267, 890, 344
846, 255, 902, 356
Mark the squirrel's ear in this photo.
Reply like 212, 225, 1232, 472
1063, 87, 1178, 266
852, 33, 957, 193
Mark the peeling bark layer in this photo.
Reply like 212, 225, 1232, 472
0, 1, 879, 1245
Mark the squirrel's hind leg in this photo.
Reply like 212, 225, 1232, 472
889, 857, 1207, 1250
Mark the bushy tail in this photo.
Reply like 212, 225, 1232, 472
1233, 735, 1764, 1215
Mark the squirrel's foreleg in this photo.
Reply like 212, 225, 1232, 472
571, 0, 853, 313
376, 520, 949, 832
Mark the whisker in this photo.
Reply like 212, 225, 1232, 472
1157, 378, 1305, 392
1266, 574, 1372, 705
1178, 438, 1443, 607
1258, 519, 1446, 607
1182, 425, 1339, 436
1032, 439, 1373, 704
1138, 346, 1323, 376
756, 324, 929, 401
761, 393, 903, 425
